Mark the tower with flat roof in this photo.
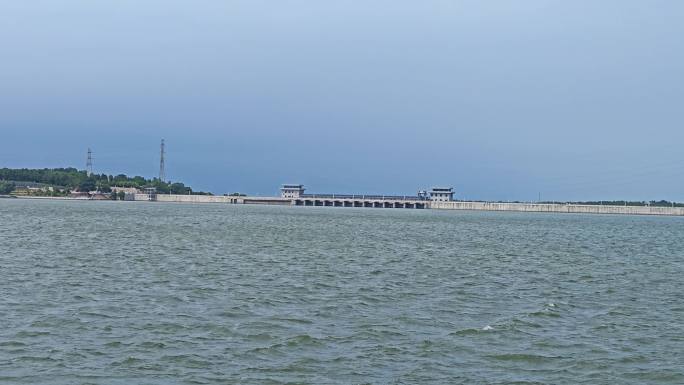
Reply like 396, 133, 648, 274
429, 187, 454, 202
280, 184, 305, 198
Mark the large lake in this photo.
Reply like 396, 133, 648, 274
1, 199, 683, 384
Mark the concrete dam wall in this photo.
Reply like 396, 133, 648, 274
134, 194, 684, 216
430, 201, 684, 216
135, 194, 291, 205
135, 194, 237, 204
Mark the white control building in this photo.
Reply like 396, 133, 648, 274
429, 187, 454, 202
280, 184, 306, 198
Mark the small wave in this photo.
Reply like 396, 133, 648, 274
15, 355, 59, 363
111, 356, 144, 367
449, 328, 482, 336
14, 330, 50, 338
352, 328, 405, 339
622, 369, 684, 382
529, 310, 560, 318
245, 332, 274, 341
618, 354, 648, 363
0, 341, 26, 347
103, 341, 132, 348
138, 341, 166, 349
528, 303, 561, 318
488, 353, 559, 363
29, 320, 55, 328
270, 317, 313, 325
449, 325, 494, 336
78, 311, 117, 319
160, 354, 211, 368
285, 334, 324, 347
607, 309, 629, 317
246, 345, 285, 356
215, 310, 244, 318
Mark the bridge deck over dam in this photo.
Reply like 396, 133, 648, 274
294, 195, 428, 209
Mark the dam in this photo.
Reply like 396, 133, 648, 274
288, 184, 439, 209
133, 184, 684, 217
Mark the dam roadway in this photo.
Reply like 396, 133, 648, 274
134, 193, 684, 216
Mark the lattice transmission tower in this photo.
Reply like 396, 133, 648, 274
86, 148, 93, 177
159, 139, 166, 182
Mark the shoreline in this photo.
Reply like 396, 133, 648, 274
11, 195, 89, 200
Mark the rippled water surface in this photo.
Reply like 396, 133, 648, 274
1, 199, 683, 384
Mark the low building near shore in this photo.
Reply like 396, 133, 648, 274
67, 190, 112, 199
111, 187, 140, 195
69, 191, 90, 198
90, 192, 112, 200
10, 181, 62, 196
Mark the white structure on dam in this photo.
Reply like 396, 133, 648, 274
280, 184, 305, 198
429, 187, 454, 202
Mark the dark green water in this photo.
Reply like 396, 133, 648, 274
1, 199, 683, 384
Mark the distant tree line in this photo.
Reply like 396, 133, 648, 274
0, 168, 211, 195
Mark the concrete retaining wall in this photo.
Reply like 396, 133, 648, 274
134, 194, 291, 205
133, 194, 241, 203
157, 195, 238, 204
243, 198, 292, 205
429, 201, 684, 216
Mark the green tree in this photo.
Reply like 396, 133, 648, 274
0, 168, 210, 195
79, 179, 97, 192
96, 181, 111, 193
170, 182, 189, 194
0, 181, 15, 194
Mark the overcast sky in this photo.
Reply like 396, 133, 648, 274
1, 1, 682, 201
